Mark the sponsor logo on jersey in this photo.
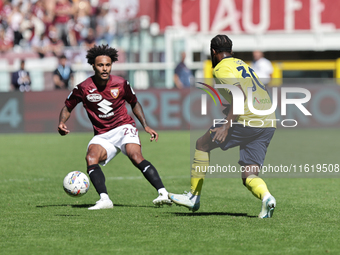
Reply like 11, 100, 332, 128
87, 94, 102, 102
98, 112, 115, 118
89, 88, 97, 93
111, 88, 119, 99
98, 99, 113, 115
253, 97, 271, 104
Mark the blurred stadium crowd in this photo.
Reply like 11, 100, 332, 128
0, 0, 115, 56
1, 0, 339, 92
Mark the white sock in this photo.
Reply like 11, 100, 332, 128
188, 192, 200, 204
100, 193, 110, 200
158, 188, 168, 196
262, 193, 271, 202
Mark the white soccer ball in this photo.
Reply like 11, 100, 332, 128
63, 171, 90, 197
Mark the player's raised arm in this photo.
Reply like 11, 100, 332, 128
58, 105, 71, 136
131, 101, 158, 142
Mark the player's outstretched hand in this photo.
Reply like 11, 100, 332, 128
210, 125, 228, 144
145, 126, 158, 142
58, 123, 70, 136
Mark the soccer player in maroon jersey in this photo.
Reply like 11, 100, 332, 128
57, 45, 172, 210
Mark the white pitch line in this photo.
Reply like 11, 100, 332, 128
107, 175, 188, 181
0, 175, 189, 184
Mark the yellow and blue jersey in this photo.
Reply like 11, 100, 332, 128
213, 56, 276, 128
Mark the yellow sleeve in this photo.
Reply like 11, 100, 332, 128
214, 66, 236, 84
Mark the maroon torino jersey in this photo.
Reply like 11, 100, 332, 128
65, 75, 137, 135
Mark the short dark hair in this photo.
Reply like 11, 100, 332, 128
210, 35, 233, 54
86, 44, 119, 65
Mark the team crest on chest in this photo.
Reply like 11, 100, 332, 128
111, 88, 119, 99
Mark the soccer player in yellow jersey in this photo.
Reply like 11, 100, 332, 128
169, 35, 276, 218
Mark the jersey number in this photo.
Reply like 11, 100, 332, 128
123, 127, 137, 136
236, 66, 266, 92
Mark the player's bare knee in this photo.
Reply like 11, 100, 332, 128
86, 153, 99, 165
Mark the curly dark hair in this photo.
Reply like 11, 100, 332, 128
86, 44, 119, 65
210, 34, 233, 54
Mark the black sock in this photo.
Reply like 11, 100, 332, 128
87, 164, 107, 195
137, 160, 164, 190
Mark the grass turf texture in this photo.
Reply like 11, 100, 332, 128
1, 129, 340, 254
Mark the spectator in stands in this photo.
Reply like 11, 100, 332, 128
251, 50, 273, 86
8, 2, 23, 47
0, 0, 12, 31
82, 27, 95, 49
53, 0, 74, 46
31, 32, 51, 58
75, 0, 92, 42
174, 52, 193, 89
27, 3, 46, 41
47, 24, 65, 57
0, 25, 13, 53
43, 0, 55, 25
53, 54, 74, 89
19, 12, 35, 48
31, 0, 47, 23
11, 59, 31, 92
96, 3, 116, 45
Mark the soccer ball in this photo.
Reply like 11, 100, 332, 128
63, 171, 90, 197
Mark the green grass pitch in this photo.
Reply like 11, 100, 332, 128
1, 129, 340, 254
